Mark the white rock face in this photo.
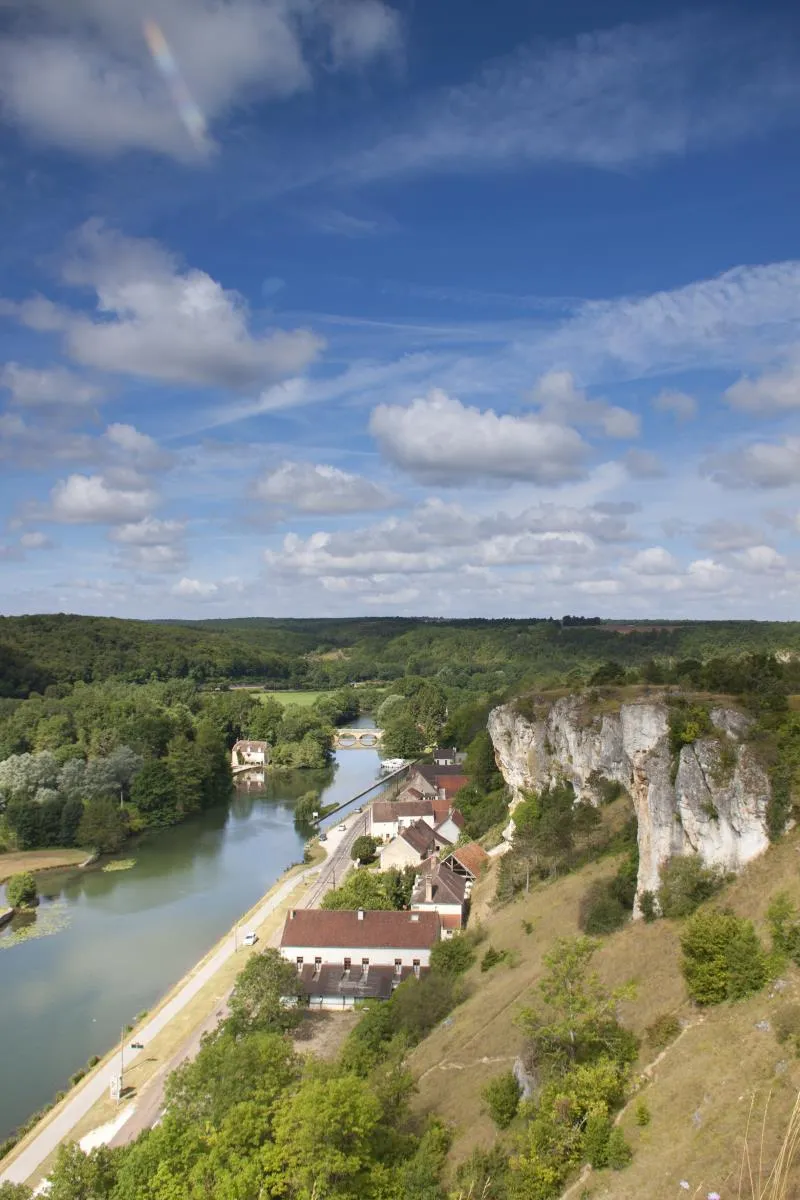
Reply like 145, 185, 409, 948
487, 695, 771, 913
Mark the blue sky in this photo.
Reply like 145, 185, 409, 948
1, 0, 800, 619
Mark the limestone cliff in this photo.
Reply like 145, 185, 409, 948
487, 694, 771, 911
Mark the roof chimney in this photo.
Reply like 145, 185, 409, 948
424, 873, 433, 904
289, 909, 296, 920
357, 908, 365, 920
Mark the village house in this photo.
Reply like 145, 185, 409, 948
406, 764, 470, 804
432, 746, 457, 766
278, 908, 441, 1009
445, 841, 490, 881
411, 858, 468, 935
378, 818, 453, 870
370, 797, 434, 841
230, 740, 270, 768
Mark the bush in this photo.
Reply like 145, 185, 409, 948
350, 835, 379, 864
766, 892, 800, 965
773, 1002, 800, 1054
635, 1100, 651, 1126
430, 934, 476, 975
6, 871, 38, 909
606, 1127, 633, 1169
481, 945, 510, 972
645, 1012, 681, 1049
579, 880, 628, 935
658, 855, 726, 918
639, 890, 658, 922
680, 908, 768, 1005
583, 1113, 613, 1167
482, 1070, 520, 1129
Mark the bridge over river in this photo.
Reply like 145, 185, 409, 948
333, 727, 382, 749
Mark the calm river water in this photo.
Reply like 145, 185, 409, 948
0, 742, 381, 1140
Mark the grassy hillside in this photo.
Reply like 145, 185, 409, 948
410, 837, 800, 1196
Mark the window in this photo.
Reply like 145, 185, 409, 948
343, 957, 351, 971
394, 958, 402, 975
413, 958, 421, 978
296, 956, 303, 971
361, 957, 370, 968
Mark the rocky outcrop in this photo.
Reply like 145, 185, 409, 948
488, 694, 771, 912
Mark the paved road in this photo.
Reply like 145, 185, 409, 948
0, 863, 315, 1187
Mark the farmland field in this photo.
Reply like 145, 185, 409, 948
256, 690, 328, 707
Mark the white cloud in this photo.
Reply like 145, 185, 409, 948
624, 448, 665, 479
0, 0, 401, 160
110, 517, 186, 546
733, 545, 787, 573
695, 520, 763, 552
370, 388, 588, 485
528, 370, 640, 438
346, 14, 800, 182
8, 221, 323, 389
628, 546, 679, 574
0, 363, 104, 409
49, 473, 156, 524
105, 423, 173, 471
252, 461, 397, 514
686, 558, 733, 591
652, 389, 697, 421
19, 531, 53, 550
704, 437, 800, 489
171, 577, 218, 597
724, 362, 800, 414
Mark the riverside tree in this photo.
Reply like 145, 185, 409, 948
6, 871, 38, 909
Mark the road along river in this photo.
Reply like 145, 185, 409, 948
0, 742, 382, 1144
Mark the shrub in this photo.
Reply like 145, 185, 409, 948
6, 871, 38, 909
579, 880, 628, 935
645, 1013, 681, 1049
680, 908, 768, 1005
482, 1070, 520, 1129
773, 1002, 800, 1054
583, 1113, 613, 1167
350, 835, 379, 864
658, 855, 726, 918
521, 918, 534, 935
606, 1127, 633, 1169
430, 934, 476, 976
767, 892, 800, 965
481, 945, 509, 972
635, 1100, 651, 1126
639, 890, 658, 922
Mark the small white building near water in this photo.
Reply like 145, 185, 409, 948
231, 740, 270, 768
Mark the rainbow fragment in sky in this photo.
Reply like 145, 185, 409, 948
143, 19, 209, 150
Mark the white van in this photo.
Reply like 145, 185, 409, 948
243, 931, 257, 946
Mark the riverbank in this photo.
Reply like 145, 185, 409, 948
0, 848, 90, 884
0, 809, 367, 1189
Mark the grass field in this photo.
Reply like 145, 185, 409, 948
410, 832, 800, 1196
0, 848, 89, 884
256, 690, 328, 707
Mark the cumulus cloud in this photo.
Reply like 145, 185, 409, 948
695, 519, 763, 552
724, 362, 800, 414
109, 517, 187, 573
0, 0, 402, 160
49, 473, 156, 524
733, 544, 787, 572
627, 546, 679, 574
528, 370, 640, 438
171, 577, 218, 597
19, 531, 53, 550
624, 448, 665, 479
251, 461, 397, 514
370, 388, 588, 485
652, 389, 697, 421
703, 437, 800, 489
8, 221, 323, 389
0, 363, 105, 409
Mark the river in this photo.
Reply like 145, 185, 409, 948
0, 740, 382, 1141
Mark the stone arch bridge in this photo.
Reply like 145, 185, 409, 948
334, 727, 382, 749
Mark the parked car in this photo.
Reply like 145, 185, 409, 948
338, 823, 346, 832
319, 831, 327, 842
242, 931, 258, 946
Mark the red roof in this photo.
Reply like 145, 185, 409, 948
450, 842, 490, 878
438, 776, 470, 799
372, 798, 434, 823
432, 798, 466, 826
400, 820, 436, 856
280, 908, 441, 950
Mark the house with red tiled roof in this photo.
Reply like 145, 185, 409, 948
370, 797, 434, 841
446, 841, 490, 881
411, 859, 467, 934
379, 818, 451, 870
279, 908, 441, 1008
